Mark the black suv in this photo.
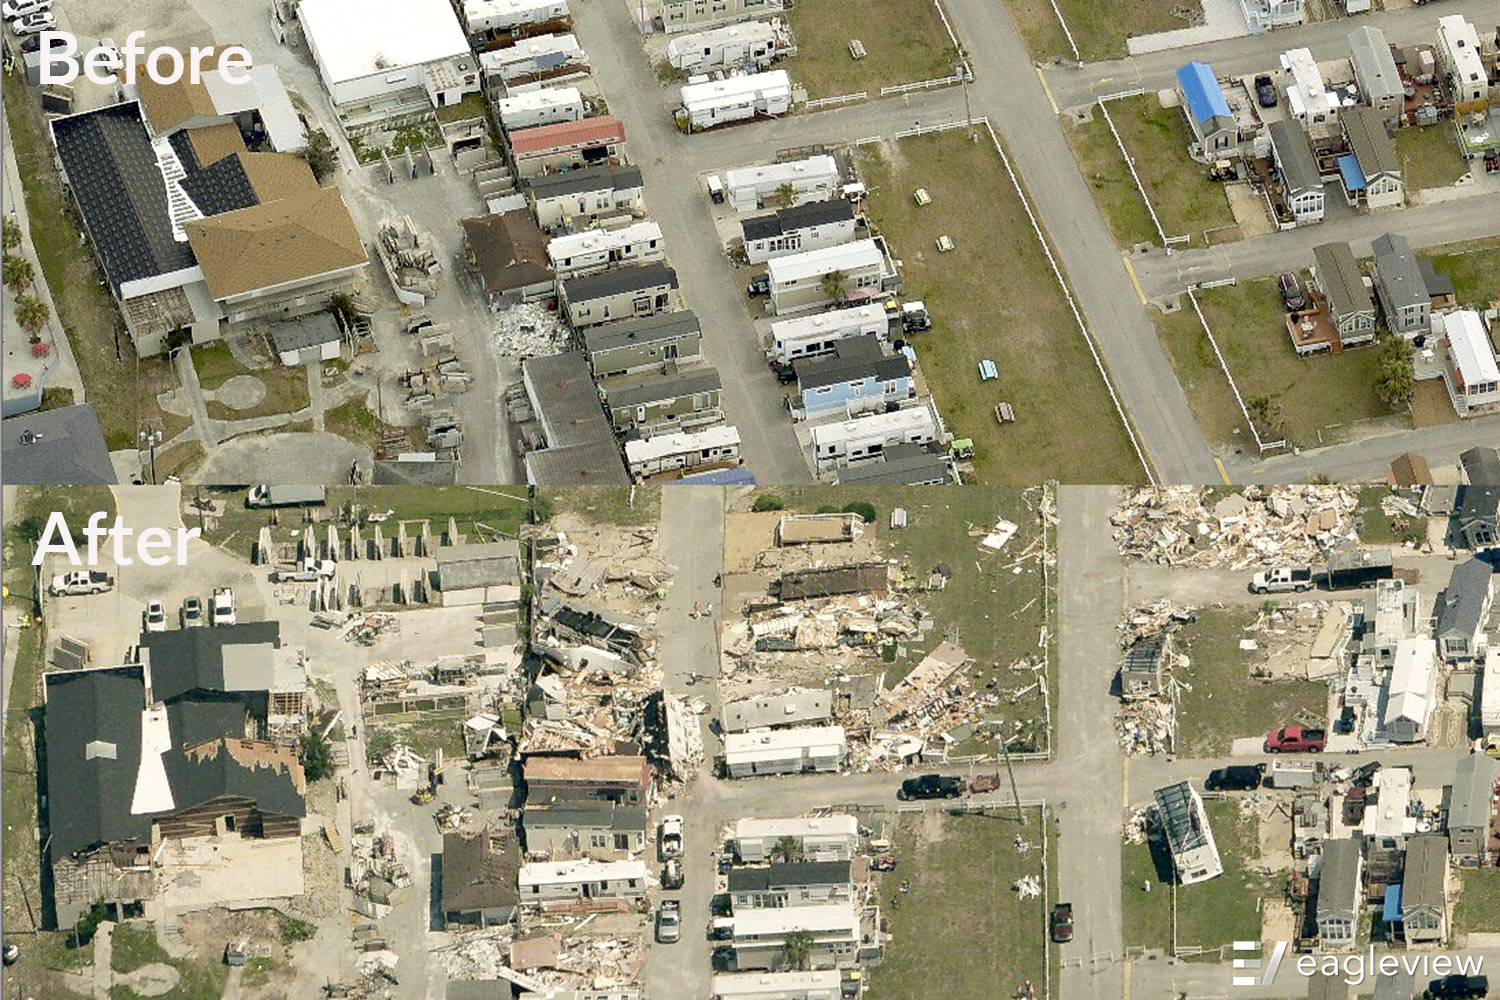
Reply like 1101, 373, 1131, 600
1425, 974, 1489, 999
1255, 74, 1277, 108
1205, 764, 1266, 791
897, 774, 964, 801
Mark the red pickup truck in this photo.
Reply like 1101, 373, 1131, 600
1264, 726, 1326, 753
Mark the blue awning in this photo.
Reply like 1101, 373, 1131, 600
1338, 154, 1368, 192
1382, 883, 1402, 923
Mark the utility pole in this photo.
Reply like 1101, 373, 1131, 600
1000, 732, 1025, 825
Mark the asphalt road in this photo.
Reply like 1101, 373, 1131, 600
1234, 413, 1500, 483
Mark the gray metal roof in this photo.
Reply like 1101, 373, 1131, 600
1, 405, 118, 485
1269, 120, 1323, 195
1317, 838, 1363, 920
834, 444, 951, 485
1153, 781, 1209, 854
436, 540, 523, 591
1344, 107, 1399, 177
1350, 26, 1402, 106
603, 367, 721, 410
1449, 753, 1500, 830
525, 439, 630, 484
1372, 233, 1429, 313
522, 351, 613, 450
795, 334, 910, 391
1435, 558, 1492, 642
1400, 833, 1447, 913
1313, 243, 1373, 320
562, 261, 678, 304
583, 310, 701, 356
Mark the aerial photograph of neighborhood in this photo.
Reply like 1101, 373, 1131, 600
0, 0, 1496, 486
0, 477, 1497, 1000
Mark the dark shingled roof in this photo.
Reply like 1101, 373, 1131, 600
1435, 558, 1492, 643
442, 828, 521, 914
461, 211, 554, 294
583, 310, 700, 356
795, 334, 910, 391
835, 442, 950, 485
166, 699, 252, 748
139, 621, 282, 704
50, 102, 197, 291
176, 147, 260, 218
562, 262, 678, 304
603, 367, 721, 411
162, 737, 307, 820
742, 197, 855, 243
527, 164, 643, 201
728, 859, 852, 892
1, 405, 118, 485
44, 666, 151, 856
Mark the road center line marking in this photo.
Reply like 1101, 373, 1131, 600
1120, 255, 1147, 306
1036, 66, 1060, 115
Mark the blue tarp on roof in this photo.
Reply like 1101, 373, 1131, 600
1382, 883, 1402, 924
1338, 153, 1368, 191
669, 466, 756, 485
1176, 62, 1231, 124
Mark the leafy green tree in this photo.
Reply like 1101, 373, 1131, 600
842, 501, 876, 524
772, 835, 802, 864
300, 730, 336, 782
771, 182, 796, 209
783, 930, 814, 970
305, 129, 339, 183
4, 253, 34, 293
819, 269, 847, 303
751, 494, 785, 513
1374, 335, 1415, 409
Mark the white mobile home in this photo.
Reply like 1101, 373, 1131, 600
726, 155, 840, 213
668, 22, 783, 73
547, 222, 664, 276
464, 0, 569, 34
809, 404, 940, 472
497, 86, 585, 131
1444, 310, 1500, 414
1281, 47, 1340, 136
1437, 15, 1489, 108
723, 726, 846, 778
767, 239, 886, 315
769, 304, 887, 364
625, 425, 742, 479
722, 689, 832, 733
659, 0, 785, 34
1383, 637, 1438, 743
1484, 663, 1500, 735
480, 33, 587, 83
517, 858, 648, 902
681, 70, 791, 130
732, 816, 859, 863
742, 198, 857, 265
728, 903, 859, 970
1153, 781, 1223, 885
713, 970, 842, 1000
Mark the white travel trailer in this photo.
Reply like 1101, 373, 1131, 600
497, 86, 584, 131
547, 222, 665, 277
463, 0, 569, 34
726, 154, 840, 213
768, 304, 887, 364
625, 425, 742, 479
680, 70, 791, 130
667, 21, 782, 72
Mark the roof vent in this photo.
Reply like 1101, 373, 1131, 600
85, 740, 118, 761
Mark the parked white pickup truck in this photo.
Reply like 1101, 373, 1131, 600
48, 571, 114, 596
1249, 566, 1314, 594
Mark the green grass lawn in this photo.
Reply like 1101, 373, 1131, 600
539, 486, 661, 526
1355, 487, 1427, 546
1003, 0, 1203, 62
1455, 868, 1500, 936
366, 713, 468, 762
1123, 799, 1276, 954
1396, 125, 1468, 191
1173, 606, 1330, 757
1063, 96, 1239, 248
786, 0, 958, 98
191, 343, 311, 421
324, 395, 381, 448
867, 809, 1047, 1000
747, 486, 1052, 751
2, 68, 181, 450
856, 132, 1143, 483
1153, 278, 1394, 450
1422, 237, 1500, 309
110, 923, 171, 973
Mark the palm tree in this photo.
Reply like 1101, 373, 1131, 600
4, 253, 34, 293
1374, 335, 1415, 409
771, 835, 802, 864
819, 269, 847, 304
771, 182, 796, 209
15, 295, 50, 335
2, 217, 21, 252
783, 929, 814, 971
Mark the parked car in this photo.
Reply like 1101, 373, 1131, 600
1205, 763, 1265, 791
1249, 566, 1314, 594
655, 900, 681, 944
12, 10, 56, 33
1424, 974, 1488, 999
1254, 74, 1278, 108
1334, 704, 1356, 735
774, 362, 797, 384
1278, 272, 1306, 311
660, 815, 684, 859
1265, 726, 1326, 753
661, 859, 684, 890
897, 774, 964, 801
181, 597, 204, 628
2, 0, 49, 20
144, 601, 167, 633
212, 587, 236, 626
1050, 903, 1074, 943
746, 274, 770, 297
49, 571, 114, 596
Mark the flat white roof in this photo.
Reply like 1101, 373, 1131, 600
732, 901, 858, 936
726, 155, 839, 190
202, 65, 307, 153
1361, 767, 1416, 838
299, 0, 470, 84
484, 32, 584, 67
724, 725, 846, 762
1438, 15, 1485, 77
1447, 310, 1500, 386
713, 970, 843, 996
682, 69, 791, 108
1385, 637, 1437, 726
519, 858, 648, 886
669, 21, 777, 55
548, 221, 663, 262
768, 239, 882, 285
499, 86, 583, 114
809, 404, 937, 448
625, 425, 740, 464
772, 304, 887, 342
1281, 47, 1337, 120
132, 704, 176, 815
733, 815, 859, 840
466, 0, 565, 18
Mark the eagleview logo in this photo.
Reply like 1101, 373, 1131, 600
1234, 940, 1487, 988
1232, 940, 1286, 987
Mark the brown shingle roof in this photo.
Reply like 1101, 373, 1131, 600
186, 123, 247, 167
236, 153, 319, 203
186, 187, 367, 299
460, 211, 553, 294
135, 73, 217, 135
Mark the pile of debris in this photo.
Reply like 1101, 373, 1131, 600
494, 301, 568, 360
1122, 805, 1150, 845
349, 827, 413, 920
346, 614, 400, 645
377, 216, 441, 300
1112, 486, 1360, 569
1118, 600, 1198, 648
1115, 697, 1177, 756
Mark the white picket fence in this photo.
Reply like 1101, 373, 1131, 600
804, 91, 867, 111
880, 73, 964, 97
